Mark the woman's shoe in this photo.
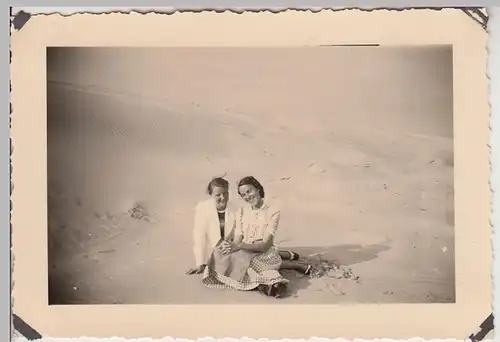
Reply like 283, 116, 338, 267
304, 264, 321, 277
257, 283, 287, 298
257, 284, 273, 297
286, 250, 300, 261
273, 283, 287, 298
305, 265, 312, 275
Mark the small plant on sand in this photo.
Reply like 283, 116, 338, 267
304, 255, 360, 282
128, 202, 156, 223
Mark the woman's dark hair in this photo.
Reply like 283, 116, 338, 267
237, 176, 265, 198
206, 177, 229, 195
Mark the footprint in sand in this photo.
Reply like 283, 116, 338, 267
308, 163, 326, 175
263, 149, 274, 157
428, 150, 454, 168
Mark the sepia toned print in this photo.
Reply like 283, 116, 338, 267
11, 9, 490, 340
46, 45, 455, 305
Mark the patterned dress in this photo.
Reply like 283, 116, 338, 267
202, 202, 288, 291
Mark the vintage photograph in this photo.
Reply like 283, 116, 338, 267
11, 9, 490, 339
47, 46, 455, 305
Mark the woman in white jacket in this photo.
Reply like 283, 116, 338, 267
186, 177, 236, 274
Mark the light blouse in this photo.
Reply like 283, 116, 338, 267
234, 202, 281, 245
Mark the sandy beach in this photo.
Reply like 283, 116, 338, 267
46, 46, 455, 304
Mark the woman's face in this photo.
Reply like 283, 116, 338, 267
238, 184, 262, 207
211, 186, 229, 210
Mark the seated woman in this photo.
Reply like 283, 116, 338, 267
186, 177, 301, 276
201, 176, 313, 298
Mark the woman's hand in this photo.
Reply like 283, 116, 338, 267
219, 241, 232, 255
220, 240, 240, 255
230, 241, 241, 253
185, 264, 205, 275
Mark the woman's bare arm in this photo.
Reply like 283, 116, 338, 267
235, 234, 274, 253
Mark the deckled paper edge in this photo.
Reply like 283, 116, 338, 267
9, 6, 496, 342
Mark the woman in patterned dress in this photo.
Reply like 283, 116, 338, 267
201, 176, 313, 298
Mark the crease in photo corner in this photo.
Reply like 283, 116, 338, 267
8, 5, 493, 342
9, 7, 487, 31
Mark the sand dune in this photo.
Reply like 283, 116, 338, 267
47, 47, 455, 304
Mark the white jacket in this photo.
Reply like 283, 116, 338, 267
192, 199, 237, 267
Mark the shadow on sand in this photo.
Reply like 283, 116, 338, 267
279, 243, 391, 298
